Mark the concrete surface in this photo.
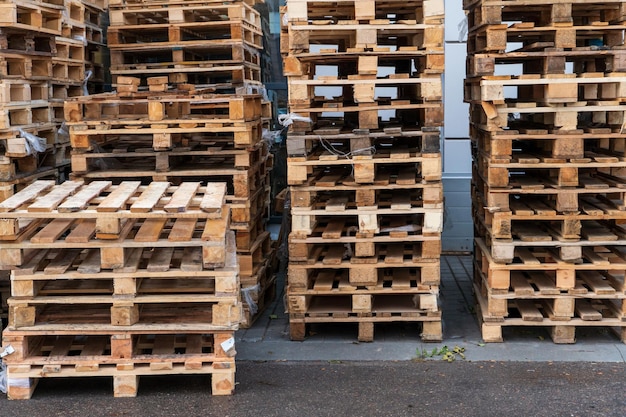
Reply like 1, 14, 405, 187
237, 255, 626, 363
1, 362, 625, 416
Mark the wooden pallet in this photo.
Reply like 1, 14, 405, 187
2, 330, 237, 398
9, 245, 239, 297
472, 190, 626, 241
466, 23, 625, 54
472, 164, 626, 213
0, 102, 52, 131
468, 48, 626, 78
284, 53, 444, 78
290, 165, 442, 204
475, 290, 626, 344
287, 22, 443, 54
71, 138, 269, 175
465, 73, 626, 105
287, 0, 444, 24
474, 237, 626, 290
7, 291, 240, 329
0, 180, 229, 268
0, 27, 57, 55
465, 0, 626, 30
289, 74, 442, 107
110, 42, 260, 78
288, 249, 441, 286
287, 127, 441, 156
288, 149, 441, 185
111, 63, 261, 89
65, 91, 263, 122
470, 125, 626, 161
237, 230, 272, 277
108, 21, 263, 51
70, 156, 270, 200
0, 53, 53, 81
474, 263, 625, 320
289, 309, 442, 342
109, 2, 261, 28
474, 151, 626, 189
291, 196, 443, 235
0, 1, 63, 36
288, 100, 443, 132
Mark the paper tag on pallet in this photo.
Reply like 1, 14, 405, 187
220, 337, 237, 358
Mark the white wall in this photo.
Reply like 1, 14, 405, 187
442, 0, 472, 252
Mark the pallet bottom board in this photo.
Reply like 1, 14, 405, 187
5, 363, 235, 399
288, 320, 442, 343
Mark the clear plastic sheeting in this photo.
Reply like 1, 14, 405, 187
17, 129, 47, 156
242, 284, 261, 316
82, 70, 93, 96
0, 362, 6, 394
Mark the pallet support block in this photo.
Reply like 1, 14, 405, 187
421, 320, 443, 342
358, 322, 374, 342
114, 375, 139, 398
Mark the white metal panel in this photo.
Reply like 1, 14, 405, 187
444, 43, 469, 139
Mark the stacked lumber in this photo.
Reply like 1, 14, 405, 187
283, 0, 445, 342
1, 180, 240, 398
0, 0, 109, 202
64, 74, 274, 325
466, 0, 626, 342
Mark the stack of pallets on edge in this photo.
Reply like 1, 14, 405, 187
282, 0, 445, 341
0, 0, 64, 198
466, 0, 626, 343
0, 0, 109, 201
1, 180, 240, 398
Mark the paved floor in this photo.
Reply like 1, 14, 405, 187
236, 255, 626, 362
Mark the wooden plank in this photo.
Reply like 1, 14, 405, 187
97, 181, 142, 212
515, 300, 543, 322
575, 300, 602, 321
147, 247, 175, 272
321, 219, 345, 239
65, 219, 96, 243
168, 218, 197, 242
322, 245, 345, 265
57, 181, 112, 213
510, 271, 533, 295
31, 219, 74, 244
134, 218, 167, 242
384, 244, 404, 264
27, 181, 84, 213
200, 183, 227, 213
164, 182, 200, 213
76, 249, 101, 274
44, 249, 82, 275
180, 247, 203, 271
0, 181, 55, 213
130, 182, 170, 213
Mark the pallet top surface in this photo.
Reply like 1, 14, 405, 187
0, 180, 228, 218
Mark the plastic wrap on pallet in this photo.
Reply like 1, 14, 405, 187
242, 284, 261, 315
0, 363, 5, 394
278, 113, 312, 128
18, 129, 46, 156
458, 16, 468, 42
263, 128, 282, 144
57, 122, 70, 142
82, 70, 93, 96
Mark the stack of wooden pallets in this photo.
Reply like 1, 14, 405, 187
107, 0, 263, 93
64, 79, 274, 327
466, 0, 626, 342
0, 0, 64, 198
1, 180, 240, 398
283, 0, 445, 342
0, 0, 109, 202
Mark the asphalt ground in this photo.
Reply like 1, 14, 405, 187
0, 361, 625, 416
